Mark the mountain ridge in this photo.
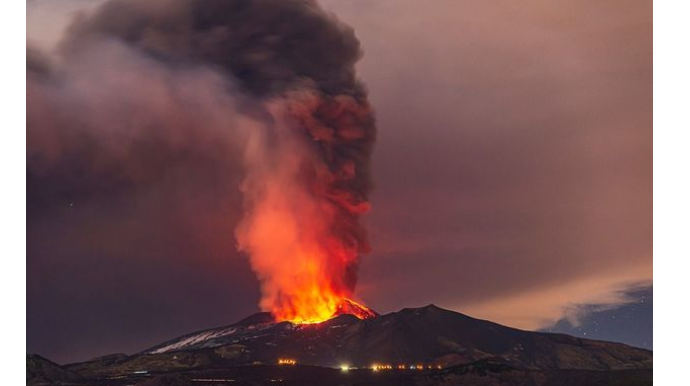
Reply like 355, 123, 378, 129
62, 304, 650, 377
28, 305, 652, 386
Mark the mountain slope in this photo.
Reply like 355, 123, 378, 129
67, 304, 650, 378
27, 354, 83, 386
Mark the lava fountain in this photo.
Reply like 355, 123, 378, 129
236, 90, 377, 324
61, 0, 378, 324
228, 2, 378, 324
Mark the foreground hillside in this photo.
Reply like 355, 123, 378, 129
28, 359, 652, 386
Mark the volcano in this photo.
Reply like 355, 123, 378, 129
332, 298, 379, 321
32, 305, 652, 386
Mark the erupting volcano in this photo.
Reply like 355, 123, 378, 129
235, 89, 377, 325
226, 2, 377, 324
47, 0, 378, 327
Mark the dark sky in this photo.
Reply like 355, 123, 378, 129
27, 0, 652, 364
544, 286, 653, 350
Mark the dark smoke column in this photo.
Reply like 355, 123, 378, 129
64, 0, 376, 323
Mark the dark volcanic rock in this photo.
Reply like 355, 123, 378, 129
136, 374, 191, 386
70, 304, 651, 377
55, 362, 652, 386
145, 363, 651, 386
66, 350, 218, 379
235, 312, 275, 326
27, 354, 82, 385
32, 305, 650, 386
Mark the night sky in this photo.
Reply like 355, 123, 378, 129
27, 0, 652, 363
543, 286, 653, 350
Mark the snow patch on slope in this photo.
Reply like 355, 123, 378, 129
146, 322, 279, 354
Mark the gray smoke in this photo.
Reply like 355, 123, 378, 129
28, 0, 376, 318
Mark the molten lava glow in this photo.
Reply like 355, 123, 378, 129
235, 174, 371, 324
235, 94, 376, 325
280, 298, 377, 324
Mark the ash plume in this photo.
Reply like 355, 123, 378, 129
28, 0, 376, 323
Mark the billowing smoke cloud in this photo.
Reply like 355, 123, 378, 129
28, 0, 376, 324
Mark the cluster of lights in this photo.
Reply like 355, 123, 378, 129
277, 358, 442, 371
370, 364, 442, 371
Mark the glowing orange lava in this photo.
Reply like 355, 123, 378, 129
278, 297, 377, 324
235, 178, 376, 324
235, 93, 377, 326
